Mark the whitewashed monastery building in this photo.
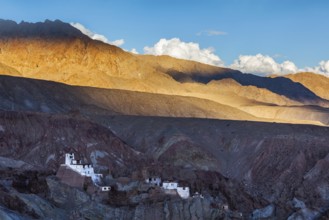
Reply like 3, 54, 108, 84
63, 153, 110, 191
145, 178, 190, 199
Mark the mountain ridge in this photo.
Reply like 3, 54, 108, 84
0, 19, 88, 40
0, 19, 329, 126
0, 74, 259, 121
283, 72, 329, 100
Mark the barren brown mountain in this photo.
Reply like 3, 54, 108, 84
1, 19, 329, 126
284, 72, 329, 100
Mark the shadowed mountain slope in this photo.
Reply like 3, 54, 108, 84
98, 114, 329, 176
284, 72, 329, 100
6, 110, 329, 218
167, 70, 323, 103
2, 75, 329, 125
0, 110, 141, 174
89, 114, 329, 216
0, 19, 88, 40
0, 75, 258, 121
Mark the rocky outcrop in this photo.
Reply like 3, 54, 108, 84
0, 171, 241, 219
0, 157, 34, 170
56, 166, 86, 189
47, 176, 244, 219
0, 205, 30, 220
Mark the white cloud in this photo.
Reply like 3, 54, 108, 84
281, 61, 299, 74
197, 30, 227, 36
66, 25, 329, 77
303, 60, 329, 77
109, 39, 125, 47
143, 38, 328, 77
144, 38, 224, 66
230, 54, 298, 76
70, 22, 125, 47
130, 48, 139, 54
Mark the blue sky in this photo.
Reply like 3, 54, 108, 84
1, 0, 329, 75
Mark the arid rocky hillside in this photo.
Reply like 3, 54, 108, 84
0, 75, 258, 121
284, 72, 329, 100
0, 111, 140, 173
1, 109, 329, 218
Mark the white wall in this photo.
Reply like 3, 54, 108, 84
101, 186, 111, 191
145, 177, 161, 186
162, 182, 178, 190
63, 153, 110, 191
65, 153, 74, 165
177, 187, 190, 199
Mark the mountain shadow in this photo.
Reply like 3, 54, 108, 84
0, 19, 88, 40
167, 70, 324, 102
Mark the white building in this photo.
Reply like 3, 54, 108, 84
192, 192, 204, 199
63, 153, 110, 191
101, 186, 111, 191
177, 187, 190, 199
162, 181, 190, 199
162, 182, 178, 190
145, 177, 162, 186
65, 153, 97, 177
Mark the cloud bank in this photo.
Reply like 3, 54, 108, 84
144, 38, 224, 66
230, 54, 329, 77
143, 38, 329, 77
303, 60, 329, 77
230, 54, 298, 76
70, 22, 125, 47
